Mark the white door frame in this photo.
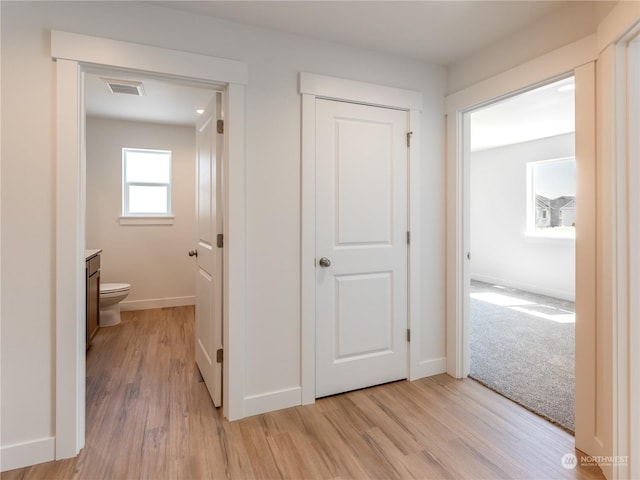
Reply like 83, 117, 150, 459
52, 30, 248, 459
300, 73, 422, 404
445, 35, 599, 450
446, 7, 640, 476
624, 30, 640, 480
444, 35, 598, 378
611, 21, 640, 480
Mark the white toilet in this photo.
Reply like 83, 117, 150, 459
99, 283, 131, 326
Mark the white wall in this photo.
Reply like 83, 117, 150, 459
470, 133, 576, 300
85, 117, 196, 309
446, 1, 616, 94
0, 1, 446, 468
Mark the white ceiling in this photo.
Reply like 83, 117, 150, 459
87, 1, 605, 139
470, 76, 575, 152
152, 1, 574, 66
85, 72, 217, 126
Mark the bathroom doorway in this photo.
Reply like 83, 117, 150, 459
84, 68, 223, 401
53, 32, 248, 456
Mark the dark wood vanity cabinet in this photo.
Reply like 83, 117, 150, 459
86, 253, 100, 349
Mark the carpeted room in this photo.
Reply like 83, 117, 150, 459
468, 79, 577, 433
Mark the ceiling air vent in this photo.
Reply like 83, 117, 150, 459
102, 78, 145, 96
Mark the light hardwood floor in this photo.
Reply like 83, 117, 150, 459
4, 307, 604, 479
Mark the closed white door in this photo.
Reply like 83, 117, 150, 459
315, 98, 409, 398
194, 92, 223, 406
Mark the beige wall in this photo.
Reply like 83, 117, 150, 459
86, 117, 196, 308
446, 1, 616, 94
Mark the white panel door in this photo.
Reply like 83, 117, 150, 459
315, 98, 408, 398
194, 92, 223, 406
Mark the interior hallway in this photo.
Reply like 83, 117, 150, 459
5, 307, 602, 479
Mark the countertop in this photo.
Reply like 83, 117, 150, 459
85, 249, 103, 261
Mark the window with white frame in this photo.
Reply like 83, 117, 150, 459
122, 148, 172, 216
526, 156, 576, 238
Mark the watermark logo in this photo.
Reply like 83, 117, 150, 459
561, 453, 577, 470
579, 455, 629, 468
561, 453, 629, 469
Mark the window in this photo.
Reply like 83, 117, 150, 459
526, 156, 575, 238
122, 148, 172, 218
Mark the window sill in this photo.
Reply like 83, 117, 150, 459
119, 216, 174, 226
524, 232, 575, 245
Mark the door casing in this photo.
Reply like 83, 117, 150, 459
625, 30, 640, 480
609, 21, 640, 480
444, 35, 597, 454
52, 30, 248, 459
300, 72, 424, 404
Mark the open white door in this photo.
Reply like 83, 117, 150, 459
315, 98, 409, 398
193, 92, 223, 406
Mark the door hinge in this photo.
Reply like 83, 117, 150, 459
407, 231, 411, 245
216, 234, 223, 248
407, 329, 411, 342
406, 131, 413, 148
216, 348, 223, 363
217, 119, 224, 134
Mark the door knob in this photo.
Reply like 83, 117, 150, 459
188, 250, 198, 257
319, 257, 331, 267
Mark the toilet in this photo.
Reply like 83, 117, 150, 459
99, 283, 131, 326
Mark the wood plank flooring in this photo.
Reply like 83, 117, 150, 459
4, 307, 604, 479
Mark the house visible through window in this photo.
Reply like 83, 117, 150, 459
122, 148, 172, 216
527, 156, 575, 238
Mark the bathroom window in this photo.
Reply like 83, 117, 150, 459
121, 148, 173, 223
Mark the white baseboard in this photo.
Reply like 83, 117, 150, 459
243, 387, 302, 418
1, 436, 55, 472
120, 296, 195, 311
412, 357, 447, 380
471, 274, 575, 302
242, 364, 448, 417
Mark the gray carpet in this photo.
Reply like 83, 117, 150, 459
469, 280, 575, 432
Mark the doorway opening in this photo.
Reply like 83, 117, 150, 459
53, 30, 248, 458
467, 76, 576, 432
84, 67, 223, 407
